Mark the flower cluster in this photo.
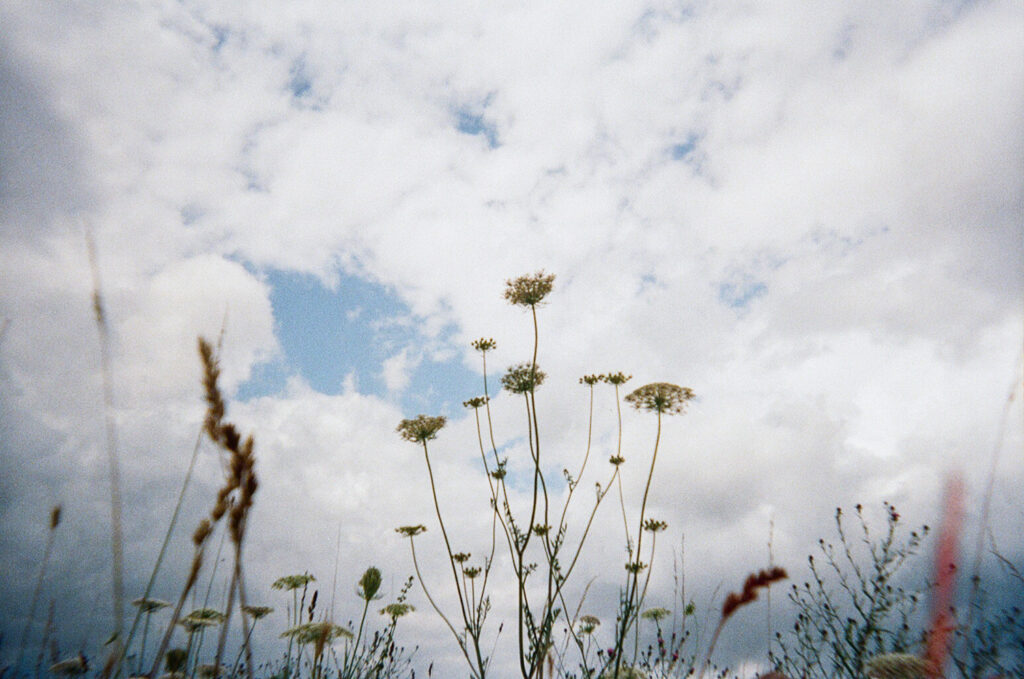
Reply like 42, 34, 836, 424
463, 396, 489, 409
502, 363, 547, 393
624, 382, 694, 415
396, 415, 447, 443
471, 337, 497, 352
504, 271, 555, 307
643, 519, 668, 533
395, 525, 427, 537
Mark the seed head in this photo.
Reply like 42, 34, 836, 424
625, 561, 648, 574
132, 597, 172, 613
624, 382, 694, 415
471, 338, 497, 352
357, 567, 382, 601
397, 415, 447, 443
280, 622, 353, 645
241, 605, 274, 620
502, 363, 546, 394
380, 602, 415, 619
463, 396, 489, 409
463, 566, 481, 579
603, 372, 632, 386
641, 607, 671, 622
643, 519, 668, 533
396, 525, 427, 538
452, 552, 471, 564
272, 573, 316, 591
49, 505, 62, 530
609, 455, 625, 466
580, 374, 603, 386
504, 271, 555, 307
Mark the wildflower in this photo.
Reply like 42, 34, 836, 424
463, 396, 489, 409
396, 415, 447, 443
471, 338, 496, 352
179, 617, 218, 633
132, 597, 171, 613
624, 382, 694, 415
502, 363, 546, 393
463, 567, 482, 579
603, 372, 632, 386
864, 653, 929, 679
532, 524, 550, 536
452, 552, 471, 563
641, 607, 671, 622
380, 602, 415, 619
186, 608, 225, 623
280, 622, 353, 645
625, 561, 648, 574
241, 605, 274, 619
643, 519, 668, 533
273, 572, 316, 591
609, 455, 625, 466
357, 567, 382, 601
580, 374, 603, 386
50, 654, 88, 675
396, 525, 427, 537
504, 271, 555, 307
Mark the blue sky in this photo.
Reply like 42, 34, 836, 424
238, 269, 486, 416
1, 1, 1022, 677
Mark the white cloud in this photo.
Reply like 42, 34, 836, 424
2, 0, 1022, 676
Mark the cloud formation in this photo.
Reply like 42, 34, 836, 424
1, 1, 1022, 677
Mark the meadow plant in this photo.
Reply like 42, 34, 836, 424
770, 503, 929, 679
396, 272, 717, 679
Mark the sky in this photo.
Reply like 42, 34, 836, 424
1, 1, 1022, 677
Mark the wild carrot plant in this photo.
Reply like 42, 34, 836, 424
396, 272, 705, 679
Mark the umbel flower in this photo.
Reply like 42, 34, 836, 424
641, 607, 671, 622
395, 525, 427, 537
624, 383, 694, 415
380, 602, 415, 619
643, 519, 668, 533
502, 363, 547, 393
504, 271, 555, 307
272, 573, 316, 591
280, 622, 353, 645
471, 337, 496, 352
132, 597, 171, 613
396, 415, 447, 443
241, 605, 274, 620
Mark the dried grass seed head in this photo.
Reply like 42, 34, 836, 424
396, 415, 447, 443
504, 271, 555, 307
624, 382, 694, 415
502, 363, 546, 393
49, 505, 62, 530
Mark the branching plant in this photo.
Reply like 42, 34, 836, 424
396, 272, 703, 679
